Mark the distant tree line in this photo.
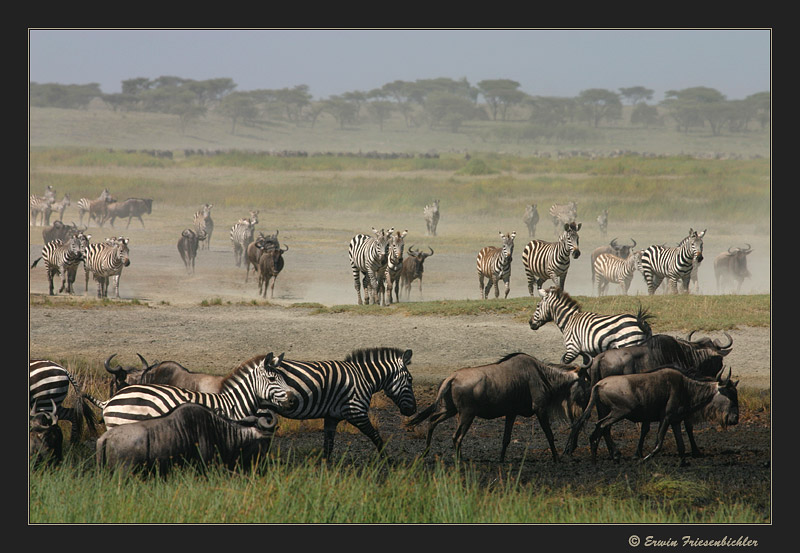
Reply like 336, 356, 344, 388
29, 76, 770, 137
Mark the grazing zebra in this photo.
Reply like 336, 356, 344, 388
29, 195, 54, 226
77, 189, 114, 227
84, 236, 131, 298
230, 211, 259, 267
349, 227, 393, 305
423, 200, 440, 236
529, 287, 653, 363
597, 209, 608, 237
384, 229, 408, 304
639, 228, 706, 295
523, 204, 539, 238
30, 232, 91, 295
101, 353, 295, 428
522, 221, 582, 294
193, 203, 214, 250
476, 231, 516, 299
593, 250, 642, 296
252, 347, 416, 459
29, 359, 101, 442
549, 201, 577, 235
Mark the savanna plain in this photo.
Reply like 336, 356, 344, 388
28, 106, 771, 530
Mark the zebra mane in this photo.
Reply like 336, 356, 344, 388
344, 347, 405, 364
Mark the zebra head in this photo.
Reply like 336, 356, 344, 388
255, 352, 297, 411
499, 231, 516, 260
560, 222, 582, 259
686, 228, 706, 263
383, 349, 417, 416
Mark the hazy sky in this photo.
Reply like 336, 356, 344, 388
28, 29, 771, 101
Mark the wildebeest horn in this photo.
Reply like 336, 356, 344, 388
104, 354, 124, 375
714, 332, 733, 351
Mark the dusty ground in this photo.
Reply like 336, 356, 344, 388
28, 216, 771, 501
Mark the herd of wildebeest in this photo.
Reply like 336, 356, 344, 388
30, 185, 754, 475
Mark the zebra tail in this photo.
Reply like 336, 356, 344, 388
406, 377, 453, 428
563, 384, 599, 456
31, 257, 42, 269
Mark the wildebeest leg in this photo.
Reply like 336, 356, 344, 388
500, 415, 517, 462
452, 412, 476, 460
322, 416, 341, 460
536, 412, 559, 462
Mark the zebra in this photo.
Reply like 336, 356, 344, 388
77, 189, 114, 227
521, 221, 582, 294
29, 359, 101, 442
596, 209, 608, 237
100, 353, 296, 429
523, 204, 539, 238
29, 195, 54, 226
84, 236, 131, 298
639, 228, 706, 295
30, 232, 91, 295
384, 229, 408, 304
250, 347, 416, 460
529, 286, 653, 364
476, 231, 516, 299
423, 200, 440, 236
230, 211, 259, 267
549, 201, 577, 236
349, 227, 393, 306
193, 203, 214, 250
593, 250, 642, 296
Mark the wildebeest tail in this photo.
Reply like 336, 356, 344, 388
405, 376, 453, 428
563, 383, 600, 456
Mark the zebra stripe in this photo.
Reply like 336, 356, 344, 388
84, 237, 130, 298
593, 251, 641, 296
639, 229, 706, 295
30, 232, 90, 295
529, 287, 653, 363
193, 203, 214, 250
29, 359, 102, 441
101, 353, 294, 428
349, 227, 393, 305
230, 211, 258, 267
477, 231, 516, 299
247, 347, 416, 458
522, 221, 582, 294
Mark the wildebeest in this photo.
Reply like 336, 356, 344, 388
258, 244, 288, 299
590, 238, 636, 282
398, 246, 434, 300
103, 198, 153, 228
406, 352, 591, 462
588, 331, 734, 387
714, 245, 753, 293
177, 228, 207, 274
95, 403, 277, 474
523, 204, 539, 238
29, 399, 63, 467
564, 367, 739, 465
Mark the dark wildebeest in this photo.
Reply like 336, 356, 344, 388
406, 352, 591, 462
590, 237, 636, 283
103, 198, 153, 228
564, 367, 739, 465
29, 399, 63, 467
714, 245, 753, 293
245, 231, 279, 283
258, 244, 288, 299
95, 403, 277, 474
398, 246, 434, 301
104, 354, 225, 397
177, 228, 207, 274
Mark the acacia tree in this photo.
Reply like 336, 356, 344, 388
576, 88, 622, 127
